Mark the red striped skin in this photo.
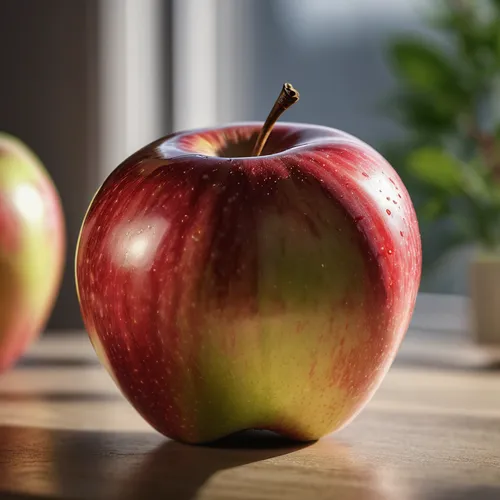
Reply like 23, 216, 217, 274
76, 122, 421, 443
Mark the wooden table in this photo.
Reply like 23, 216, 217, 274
0, 295, 499, 499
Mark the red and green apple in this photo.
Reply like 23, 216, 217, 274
76, 84, 421, 443
0, 133, 65, 371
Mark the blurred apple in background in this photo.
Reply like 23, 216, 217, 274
0, 134, 65, 371
76, 84, 421, 443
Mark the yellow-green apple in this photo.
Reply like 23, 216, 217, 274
0, 134, 65, 371
76, 84, 421, 443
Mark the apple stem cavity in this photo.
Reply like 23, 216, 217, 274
251, 82, 300, 157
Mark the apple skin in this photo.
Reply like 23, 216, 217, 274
0, 134, 65, 371
76, 122, 421, 444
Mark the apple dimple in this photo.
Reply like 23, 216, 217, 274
168, 123, 344, 160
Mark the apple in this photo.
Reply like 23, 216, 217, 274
76, 84, 421, 443
0, 133, 65, 371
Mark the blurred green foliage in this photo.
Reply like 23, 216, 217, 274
387, 0, 500, 269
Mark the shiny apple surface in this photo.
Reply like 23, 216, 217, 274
76, 122, 421, 443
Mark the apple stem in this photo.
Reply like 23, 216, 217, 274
251, 82, 300, 157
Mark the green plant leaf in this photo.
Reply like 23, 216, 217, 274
437, 6, 500, 76
419, 197, 449, 221
391, 93, 459, 135
486, 19, 500, 57
407, 147, 463, 192
460, 160, 494, 202
389, 39, 467, 98
491, 0, 500, 13
386, 1, 500, 251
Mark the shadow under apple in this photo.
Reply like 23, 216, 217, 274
116, 430, 310, 500
0, 424, 413, 500
118, 431, 414, 500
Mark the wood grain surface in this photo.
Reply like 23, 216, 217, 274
0, 314, 499, 499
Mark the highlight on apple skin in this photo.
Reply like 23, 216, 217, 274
0, 133, 65, 371
75, 119, 421, 444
